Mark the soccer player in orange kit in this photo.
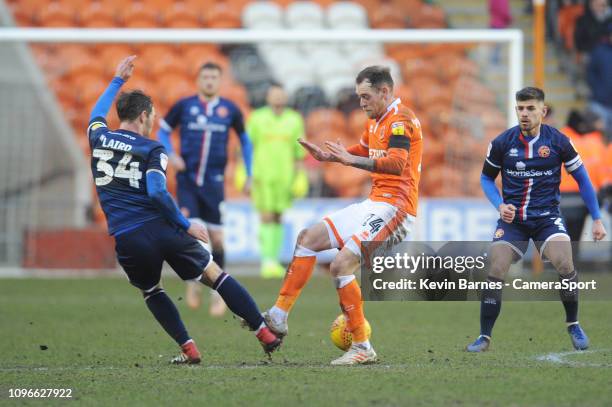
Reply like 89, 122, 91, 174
263, 66, 423, 365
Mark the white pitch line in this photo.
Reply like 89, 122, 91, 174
535, 349, 612, 368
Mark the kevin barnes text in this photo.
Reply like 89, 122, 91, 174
371, 278, 598, 291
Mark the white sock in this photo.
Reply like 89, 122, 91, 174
255, 322, 266, 335
353, 340, 371, 350
334, 274, 355, 289
269, 306, 288, 323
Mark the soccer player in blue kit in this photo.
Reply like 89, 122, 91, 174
89, 56, 280, 364
467, 87, 607, 352
157, 62, 253, 315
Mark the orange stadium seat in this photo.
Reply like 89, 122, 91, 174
401, 58, 438, 84
204, 1, 241, 28
120, 1, 160, 27
6, 0, 43, 26
162, 2, 203, 28
95, 44, 135, 74
351, 0, 380, 17
72, 73, 108, 109
371, 2, 406, 29
78, 1, 117, 27
182, 46, 229, 76
323, 161, 370, 198
348, 109, 367, 140
37, 1, 76, 27
67, 53, 105, 81
306, 109, 347, 137
157, 73, 194, 106
409, 3, 446, 28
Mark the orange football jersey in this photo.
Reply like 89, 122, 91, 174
359, 98, 422, 216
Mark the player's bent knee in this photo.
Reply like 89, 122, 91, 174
200, 261, 223, 287
330, 250, 359, 277
296, 223, 331, 252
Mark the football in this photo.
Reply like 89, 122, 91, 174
330, 314, 372, 351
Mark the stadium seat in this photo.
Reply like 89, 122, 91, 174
78, 1, 117, 27
205, 1, 242, 29
350, 0, 379, 17
95, 44, 135, 74
6, 0, 47, 25
370, 2, 406, 29
157, 73, 194, 106
286, 1, 324, 29
37, 1, 76, 27
409, 3, 446, 28
321, 76, 355, 105
242, 1, 284, 29
306, 108, 347, 136
323, 160, 369, 197
162, 2, 202, 28
72, 73, 109, 107
291, 85, 329, 116
347, 109, 367, 139
327, 1, 368, 29
120, 1, 159, 27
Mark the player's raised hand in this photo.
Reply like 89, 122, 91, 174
115, 55, 136, 82
592, 219, 607, 241
298, 138, 334, 162
187, 220, 209, 244
499, 203, 516, 223
324, 139, 352, 165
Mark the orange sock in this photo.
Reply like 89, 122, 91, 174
275, 255, 316, 312
337, 279, 368, 342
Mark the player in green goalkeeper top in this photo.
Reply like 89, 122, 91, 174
246, 82, 307, 278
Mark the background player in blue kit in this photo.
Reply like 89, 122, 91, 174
89, 56, 280, 364
467, 87, 607, 353
157, 62, 252, 315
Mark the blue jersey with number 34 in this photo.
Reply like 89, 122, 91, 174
88, 116, 168, 236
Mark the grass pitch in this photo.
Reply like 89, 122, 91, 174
1, 276, 611, 406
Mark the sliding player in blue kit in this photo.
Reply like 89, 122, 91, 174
88, 56, 280, 364
466, 87, 606, 353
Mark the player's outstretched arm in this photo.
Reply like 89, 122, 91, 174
89, 55, 136, 120
324, 139, 409, 175
570, 165, 607, 240
298, 138, 337, 162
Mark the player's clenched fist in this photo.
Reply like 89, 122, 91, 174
592, 219, 607, 241
187, 221, 209, 244
498, 203, 516, 223
115, 55, 136, 82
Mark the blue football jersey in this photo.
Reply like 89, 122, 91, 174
159, 95, 245, 187
483, 124, 583, 221
88, 117, 169, 236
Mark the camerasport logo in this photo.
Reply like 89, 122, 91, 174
495, 228, 505, 238
538, 145, 550, 158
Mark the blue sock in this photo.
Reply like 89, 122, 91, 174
480, 276, 504, 337
144, 288, 190, 346
559, 270, 579, 323
213, 249, 225, 270
213, 272, 265, 330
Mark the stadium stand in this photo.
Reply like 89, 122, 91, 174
6, 0, 508, 228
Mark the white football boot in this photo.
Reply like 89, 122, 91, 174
331, 344, 378, 366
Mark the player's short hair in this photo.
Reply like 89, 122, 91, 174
116, 90, 153, 122
268, 80, 283, 90
199, 62, 223, 73
515, 87, 545, 102
355, 66, 394, 90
